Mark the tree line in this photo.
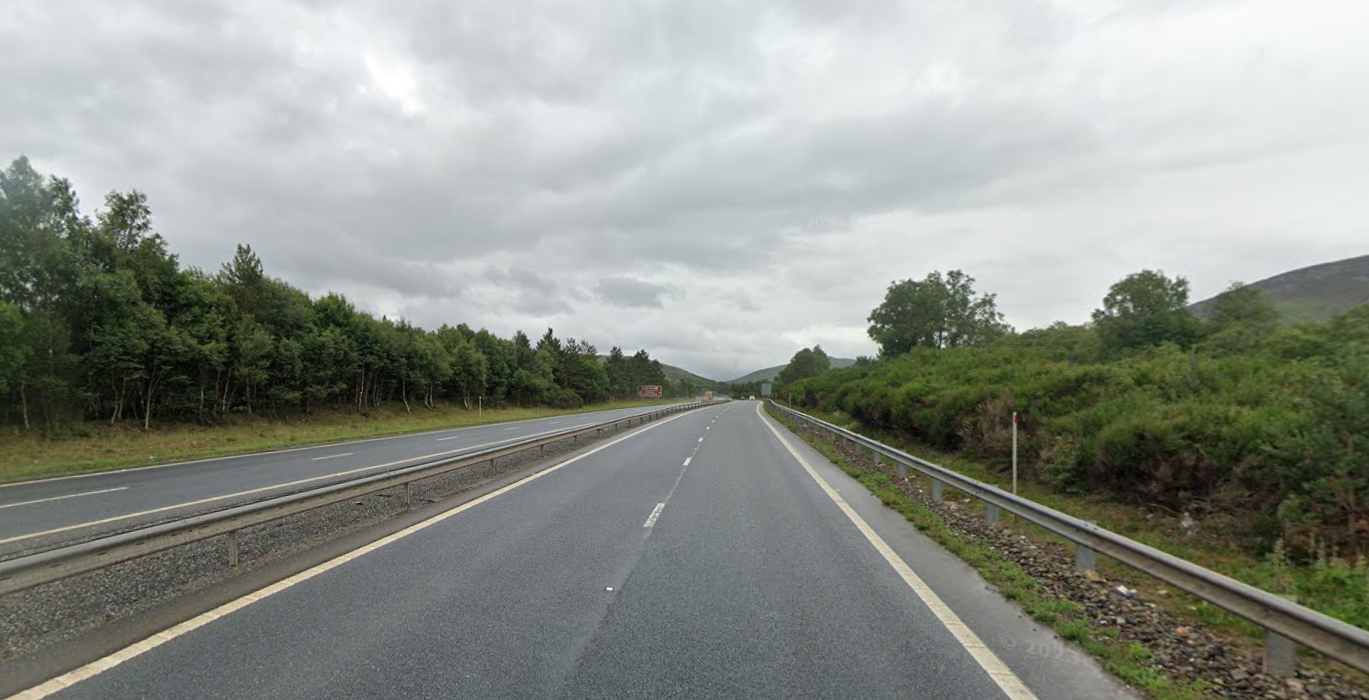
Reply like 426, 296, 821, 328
0, 156, 683, 432
783, 267, 1369, 557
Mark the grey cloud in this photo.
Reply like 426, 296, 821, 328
481, 266, 573, 316
594, 277, 679, 309
6, 0, 1367, 379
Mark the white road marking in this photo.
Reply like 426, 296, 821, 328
755, 402, 1039, 700
505, 427, 519, 431
5, 409, 694, 700
0, 407, 677, 490
310, 453, 353, 462
642, 502, 666, 528
438, 423, 574, 444
682, 457, 691, 467
0, 487, 129, 511
697, 437, 703, 443
0, 432, 566, 546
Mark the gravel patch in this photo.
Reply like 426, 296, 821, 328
801, 422, 1369, 700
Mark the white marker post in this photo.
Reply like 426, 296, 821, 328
1011, 411, 1019, 495
478, 395, 483, 421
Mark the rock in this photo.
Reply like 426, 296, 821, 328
1083, 570, 1104, 582
1180, 511, 1197, 533
1232, 669, 1249, 681
1114, 584, 1135, 598
1174, 626, 1190, 638
1286, 679, 1305, 692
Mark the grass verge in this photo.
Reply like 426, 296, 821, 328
0, 399, 679, 484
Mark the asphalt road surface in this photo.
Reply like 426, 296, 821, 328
14, 401, 1138, 700
0, 404, 681, 554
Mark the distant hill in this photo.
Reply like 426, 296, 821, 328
725, 358, 856, 385
1191, 254, 1369, 322
659, 363, 722, 391
596, 356, 722, 391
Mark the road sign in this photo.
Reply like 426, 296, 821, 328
760, 383, 772, 397
637, 385, 663, 399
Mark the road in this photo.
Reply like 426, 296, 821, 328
14, 401, 1136, 700
0, 404, 680, 554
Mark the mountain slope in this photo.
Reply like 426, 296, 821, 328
596, 356, 722, 391
1191, 254, 1369, 322
725, 358, 856, 385
659, 363, 722, 391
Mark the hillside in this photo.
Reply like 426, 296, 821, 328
659, 363, 722, 391
725, 357, 856, 385
1191, 253, 1369, 322
595, 356, 722, 391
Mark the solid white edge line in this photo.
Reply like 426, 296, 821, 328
682, 457, 691, 467
753, 402, 1039, 700
5, 409, 695, 700
0, 487, 129, 511
0, 405, 681, 489
2, 423, 633, 546
642, 503, 666, 528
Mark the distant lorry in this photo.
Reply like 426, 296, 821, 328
704, 391, 714, 401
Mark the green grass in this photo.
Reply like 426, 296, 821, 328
767, 404, 1231, 700
0, 399, 679, 484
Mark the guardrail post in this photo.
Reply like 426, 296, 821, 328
896, 461, 907, 478
1074, 544, 1096, 573
227, 530, 239, 568
404, 482, 412, 510
1265, 595, 1299, 677
985, 503, 1000, 525
1265, 631, 1296, 677
932, 479, 944, 501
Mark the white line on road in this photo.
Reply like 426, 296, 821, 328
642, 503, 666, 528
310, 453, 353, 461
0, 432, 566, 546
697, 437, 703, 443
0, 409, 655, 490
437, 424, 569, 443
755, 402, 1039, 700
0, 487, 129, 511
4, 408, 696, 700
682, 457, 691, 467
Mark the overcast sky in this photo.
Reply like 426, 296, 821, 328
5, 0, 1368, 380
